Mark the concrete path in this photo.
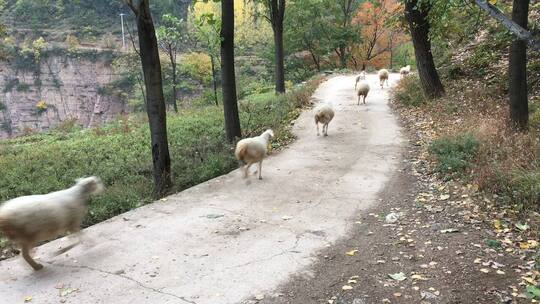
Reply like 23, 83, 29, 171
0, 74, 403, 304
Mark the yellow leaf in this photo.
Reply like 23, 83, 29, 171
346, 249, 358, 256
519, 242, 530, 249
24, 297, 32, 303
527, 240, 538, 249
411, 274, 427, 280
488, 0, 497, 5
342, 285, 353, 290
493, 219, 502, 230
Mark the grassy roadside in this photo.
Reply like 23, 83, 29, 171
0, 76, 324, 232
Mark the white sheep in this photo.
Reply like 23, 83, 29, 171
378, 69, 389, 88
0, 176, 104, 270
356, 81, 370, 105
355, 71, 366, 90
400, 65, 411, 77
314, 104, 334, 136
235, 129, 274, 180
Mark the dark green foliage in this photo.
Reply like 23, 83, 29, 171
428, 134, 479, 176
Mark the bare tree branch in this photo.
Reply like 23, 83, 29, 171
474, 0, 540, 52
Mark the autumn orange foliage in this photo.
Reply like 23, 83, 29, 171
351, 0, 408, 70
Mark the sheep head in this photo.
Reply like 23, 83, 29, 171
75, 176, 105, 195
265, 129, 275, 138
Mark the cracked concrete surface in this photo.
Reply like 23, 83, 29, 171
0, 74, 403, 304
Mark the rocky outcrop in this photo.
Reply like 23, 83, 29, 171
0, 52, 128, 138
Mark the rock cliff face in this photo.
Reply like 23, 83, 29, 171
0, 53, 128, 138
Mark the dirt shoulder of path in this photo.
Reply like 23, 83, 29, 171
253, 98, 539, 304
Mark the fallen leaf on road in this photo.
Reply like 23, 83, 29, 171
346, 250, 358, 256
439, 194, 450, 200
496, 270, 505, 275
254, 294, 265, 300
515, 222, 529, 231
440, 228, 459, 233
348, 279, 358, 284
393, 292, 402, 297
24, 296, 32, 302
411, 274, 427, 280
480, 268, 490, 273
388, 272, 406, 281
59, 287, 78, 297
342, 285, 353, 290
281, 215, 293, 221
205, 214, 224, 219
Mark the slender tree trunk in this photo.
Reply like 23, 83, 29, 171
220, 0, 242, 142
309, 50, 321, 72
210, 55, 219, 106
338, 45, 347, 68
268, 0, 286, 93
170, 52, 178, 113
508, 0, 529, 130
127, 0, 172, 195
404, 0, 445, 98
273, 24, 286, 93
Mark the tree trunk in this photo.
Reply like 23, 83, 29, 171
128, 0, 172, 196
273, 24, 286, 93
338, 45, 347, 68
220, 0, 242, 142
268, 0, 286, 94
404, 0, 445, 98
309, 50, 321, 72
508, 0, 529, 130
210, 55, 219, 106
170, 51, 178, 113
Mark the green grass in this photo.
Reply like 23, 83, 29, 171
428, 134, 479, 177
0, 77, 322, 227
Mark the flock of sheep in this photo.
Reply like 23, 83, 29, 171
0, 66, 412, 271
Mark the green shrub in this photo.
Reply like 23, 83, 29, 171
509, 170, 540, 208
179, 52, 213, 84
530, 106, 540, 131
428, 134, 479, 176
391, 75, 427, 107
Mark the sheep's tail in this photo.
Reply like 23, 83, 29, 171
235, 141, 248, 163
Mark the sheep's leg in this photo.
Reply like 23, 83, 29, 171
316, 122, 320, 136
363, 95, 366, 104
55, 230, 83, 256
22, 243, 43, 270
257, 161, 263, 180
244, 163, 252, 178
324, 123, 329, 136
357, 95, 360, 105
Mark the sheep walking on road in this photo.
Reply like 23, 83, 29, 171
235, 129, 274, 180
378, 69, 389, 88
315, 104, 334, 136
356, 81, 370, 105
400, 65, 411, 77
0, 177, 104, 270
355, 71, 366, 90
